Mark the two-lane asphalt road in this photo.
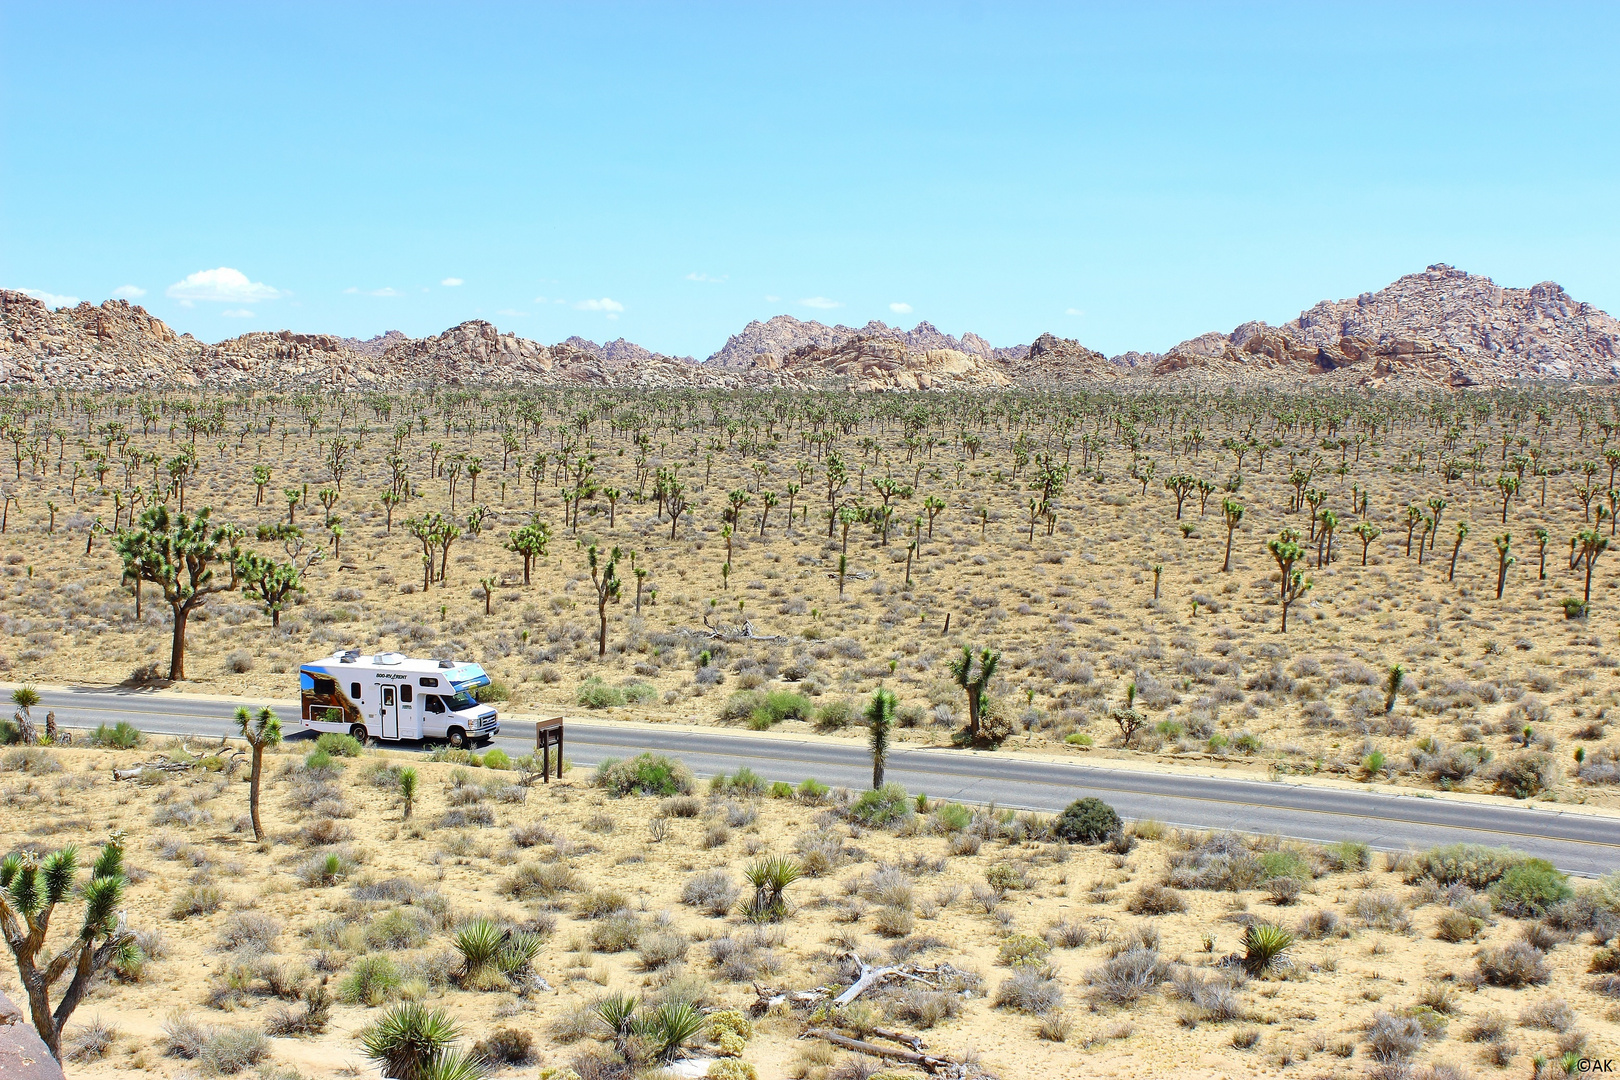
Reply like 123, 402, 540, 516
22, 684, 1620, 876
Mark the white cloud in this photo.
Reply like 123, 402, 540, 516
573, 297, 624, 313
369, 287, 401, 297
112, 284, 146, 299
764, 295, 780, 303
1065, 307, 1084, 316
167, 267, 282, 304
889, 302, 912, 314
799, 296, 841, 309
686, 272, 728, 283
18, 288, 80, 308
441, 277, 464, 287
221, 309, 255, 318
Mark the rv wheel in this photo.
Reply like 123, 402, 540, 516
447, 727, 467, 749
349, 724, 368, 743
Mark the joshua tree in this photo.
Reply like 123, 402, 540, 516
1494, 533, 1515, 599
1574, 527, 1610, 605
10, 685, 39, 745
588, 543, 622, 658
1384, 664, 1404, 715
1535, 527, 1549, 580
504, 516, 553, 586
1447, 521, 1469, 582
1316, 508, 1338, 568
1220, 498, 1244, 572
837, 553, 848, 599
479, 576, 497, 616
0, 834, 134, 1060
949, 645, 1000, 743
234, 706, 281, 842
865, 688, 895, 789
1164, 473, 1196, 519
1496, 473, 1519, 523
1404, 503, 1423, 556
1150, 563, 1163, 600
252, 462, 271, 505
112, 505, 243, 681
1267, 529, 1310, 632
399, 767, 418, 821
1353, 520, 1381, 566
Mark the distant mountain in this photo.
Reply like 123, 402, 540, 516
5, 264, 1618, 389
706, 315, 1027, 370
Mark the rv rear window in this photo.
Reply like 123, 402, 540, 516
351, 682, 362, 700
401, 685, 413, 704
419, 677, 439, 687
312, 677, 336, 696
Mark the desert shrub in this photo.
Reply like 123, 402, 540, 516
1296, 908, 1341, 939
997, 933, 1051, 968
1170, 970, 1247, 1021
504, 862, 578, 899
1365, 1010, 1425, 1062
199, 1027, 270, 1075
815, 699, 854, 730
994, 968, 1065, 1013
577, 677, 626, 708
846, 783, 912, 827
933, 802, 972, 834
1127, 885, 1187, 915
170, 883, 224, 920
594, 753, 694, 797
682, 869, 740, 916
1405, 844, 1532, 889
1518, 997, 1575, 1032
1166, 833, 1265, 892
708, 930, 782, 983
1257, 849, 1312, 881
316, 732, 364, 757
1087, 947, 1166, 1004
66, 1016, 117, 1062
1053, 797, 1120, 844
482, 748, 510, 770
90, 720, 144, 748
340, 954, 403, 1006
1489, 860, 1572, 917
1475, 941, 1550, 987
218, 913, 281, 954
637, 929, 690, 970
886, 987, 961, 1029
472, 1026, 535, 1066
1319, 840, 1372, 873
1488, 753, 1559, 798
366, 908, 436, 950
664, 795, 703, 818
872, 906, 914, 937
1434, 908, 1484, 943
590, 913, 644, 953
1352, 892, 1412, 932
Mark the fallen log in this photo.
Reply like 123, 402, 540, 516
801, 1029, 955, 1073
834, 951, 935, 1005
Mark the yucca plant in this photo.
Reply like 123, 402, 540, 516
1242, 923, 1295, 976
419, 1050, 488, 1080
640, 1000, 705, 1062
496, 929, 542, 979
361, 1002, 459, 1080
594, 992, 641, 1060
741, 855, 803, 923
453, 918, 518, 990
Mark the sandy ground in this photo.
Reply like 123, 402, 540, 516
0, 389, 1615, 815
1, 738, 1617, 1079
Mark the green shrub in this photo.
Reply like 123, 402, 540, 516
90, 721, 144, 749
934, 803, 972, 833
848, 783, 912, 827
594, 753, 695, 797
316, 732, 364, 757
1320, 840, 1371, 873
727, 767, 766, 795
1258, 850, 1313, 882
797, 778, 829, 803
718, 691, 764, 722
482, 748, 511, 770
340, 955, 402, 1006
1063, 732, 1093, 747
1406, 844, 1532, 889
815, 700, 854, 730
622, 682, 657, 704
0, 718, 19, 745
1489, 861, 1572, 917
304, 748, 337, 772
1053, 797, 1120, 844
768, 781, 794, 799
473, 680, 510, 703
1233, 732, 1264, 754
747, 690, 813, 728
997, 933, 1051, 968
577, 677, 626, 709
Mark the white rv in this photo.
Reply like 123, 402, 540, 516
299, 650, 500, 748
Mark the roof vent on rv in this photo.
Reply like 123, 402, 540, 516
338, 649, 360, 663
437, 659, 455, 669
376, 653, 404, 666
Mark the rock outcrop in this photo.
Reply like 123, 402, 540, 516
774, 335, 1009, 391
706, 316, 1027, 370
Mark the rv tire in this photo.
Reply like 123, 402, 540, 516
350, 724, 368, 743
447, 727, 467, 749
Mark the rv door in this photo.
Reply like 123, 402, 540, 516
379, 686, 400, 740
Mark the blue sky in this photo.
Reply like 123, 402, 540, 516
3, 2, 1617, 359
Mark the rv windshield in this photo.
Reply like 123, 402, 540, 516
445, 690, 479, 712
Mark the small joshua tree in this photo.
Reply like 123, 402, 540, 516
1494, 533, 1515, 599
1354, 520, 1381, 566
399, 767, 418, 821
1384, 664, 1404, 715
588, 543, 622, 659
1447, 520, 1469, 582
0, 834, 134, 1060
1575, 527, 1610, 605
10, 684, 39, 745
1268, 529, 1311, 632
1535, 527, 1549, 580
865, 688, 895, 789
949, 645, 1001, 743
234, 706, 282, 842
1220, 498, 1244, 572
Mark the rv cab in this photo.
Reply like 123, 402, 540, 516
298, 650, 500, 748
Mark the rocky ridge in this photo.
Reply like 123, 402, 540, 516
5, 265, 1620, 390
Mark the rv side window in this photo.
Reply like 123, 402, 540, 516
423, 695, 445, 714
401, 685, 413, 704
419, 677, 439, 688
351, 682, 362, 700
312, 677, 336, 696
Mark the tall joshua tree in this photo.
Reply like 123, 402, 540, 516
865, 688, 895, 789
1220, 498, 1244, 572
1353, 520, 1381, 566
1268, 529, 1310, 633
1447, 521, 1469, 583
1493, 533, 1515, 599
949, 645, 1000, 743
113, 505, 243, 680
0, 834, 134, 1060
588, 544, 622, 659
234, 706, 281, 842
